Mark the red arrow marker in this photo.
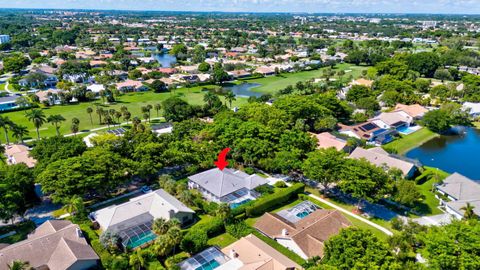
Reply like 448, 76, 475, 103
214, 148, 231, 171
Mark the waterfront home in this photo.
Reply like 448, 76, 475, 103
4, 144, 37, 168
0, 220, 99, 270
436, 172, 480, 219
255, 66, 275, 76
254, 201, 351, 259
338, 121, 397, 145
178, 234, 300, 270
462, 102, 480, 117
394, 103, 428, 119
0, 95, 19, 111
188, 168, 268, 205
90, 189, 194, 249
349, 147, 417, 178
371, 111, 413, 130
310, 132, 348, 152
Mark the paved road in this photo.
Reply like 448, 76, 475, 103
308, 193, 394, 236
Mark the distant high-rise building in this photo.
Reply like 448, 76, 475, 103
0, 34, 11, 44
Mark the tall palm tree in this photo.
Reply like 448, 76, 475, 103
154, 103, 161, 117
152, 218, 170, 235
114, 111, 122, 126
25, 109, 47, 140
86, 107, 93, 127
61, 195, 84, 216
104, 115, 113, 130
71, 117, 80, 126
129, 249, 146, 270
96, 107, 104, 124
166, 226, 182, 255
225, 91, 236, 109
461, 203, 476, 220
142, 113, 149, 123
146, 104, 153, 121
47, 114, 66, 136
7, 260, 31, 270
0, 116, 13, 145
71, 123, 79, 136
11, 125, 29, 144
123, 111, 131, 125
132, 117, 141, 130
203, 92, 217, 108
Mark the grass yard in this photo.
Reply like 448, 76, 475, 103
382, 128, 439, 155
1, 87, 248, 141
207, 233, 237, 248
413, 166, 450, 216
241, 63, 367, 94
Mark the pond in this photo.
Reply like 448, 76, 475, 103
154, 53, 177, 68
405, 127, 480, 179
224, 83, 263, 98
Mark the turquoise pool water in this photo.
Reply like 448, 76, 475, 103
397, 126, 417, 135
296, 211, 310, 219
196, 260, 220, 270
127, 231, 157, 249
230, 199, 252, 209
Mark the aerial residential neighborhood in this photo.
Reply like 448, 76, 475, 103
0, 1, 480, 270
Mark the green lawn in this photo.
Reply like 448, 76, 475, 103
207, 233, 237, 248
413, 166, 450, 216
0, 87, 248, 141
382, 128, 439, 155
242, 63, 367, 94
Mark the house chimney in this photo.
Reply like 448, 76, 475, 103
229, 249, 238, 259
281, 228, 288, 236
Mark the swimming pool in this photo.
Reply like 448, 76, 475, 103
296, 211, 310, 219
196, 260, 220, 270
230, 199, 252, 209
126, 231, 157, 249
397, 126, 420, 135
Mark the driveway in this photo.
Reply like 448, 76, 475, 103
413, 213, 455, 226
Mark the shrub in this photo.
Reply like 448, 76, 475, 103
195, 217, 225, 237
180, 228, 208, 254
165, 253, 189, 269
246, 183, 305, 217
226, 221, 253, 238
244, 167, 255, 175
255, 184, 274, 195
147, 261, 167, 270
274, 181, 288, 188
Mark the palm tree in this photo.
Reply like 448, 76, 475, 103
47, 114, 66, 136
216, 203, 232, 226
166, 226, 182, 255
146, 104, 153, 121
123, 111, 131, 125
7, 260, 31, 270
86, 107, 94, 126
11, 125, 28, 144
25, 109, 47, 140
71, 123, 79, 136
142, 113, 149, 123
0, 116, 13, 145
203, 92, 216, 108
104, 115, 113, 130
154, 103, 161, 117
120, 105, 128, 113
152, 218, 170, 235
461, 203, 477, 220
96, 107, 104, 124
61, 195, 85, 216
225, 91, 236, 108
72, 117, 80, 126
132, 117, 141, 130
129, 249, 146, 270
153, 235, 173, 257
114, 111, 122, 126
167, 218, 181, 230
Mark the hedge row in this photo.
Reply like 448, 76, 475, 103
245, 183, 305, 217
193, 216, 225, 237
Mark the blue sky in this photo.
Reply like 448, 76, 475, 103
0, 0, 479, 14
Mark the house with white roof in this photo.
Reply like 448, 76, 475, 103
462, 102, 480, 117
349, 147, 417, 178
90, 189, 194, 249
188, 168, 269, 205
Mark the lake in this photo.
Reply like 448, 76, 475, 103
406, 127, 480, 179
154, 53, 177, 68
224, 83, 263, 98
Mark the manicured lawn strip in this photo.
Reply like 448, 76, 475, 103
413, 166, 450, 216
242, 63, 367, 94
382, 128, 438, 155
207, 233, 238, 248
1, 87, 248, 141
251, 231, 306, 265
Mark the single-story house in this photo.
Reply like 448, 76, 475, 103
90, 189, 194, 248
310, 132, 348, 151
4, 144, 37, 168
394, 104, 428, 119
188, 168, 269, 204
151, 122, 173, 135
255, 66, 275, 76
35, 89, 63, 105
87, 84, 105, 94
371, 111, 413, 130
178, 234, 300, 270
338, 121, 397, 145
115, 80, 148, 92
0, 220, 99, 270
254, 201, 351, 259
228, 70, 252, 79
349, 147, 417, 178
436, 172, 480, 219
